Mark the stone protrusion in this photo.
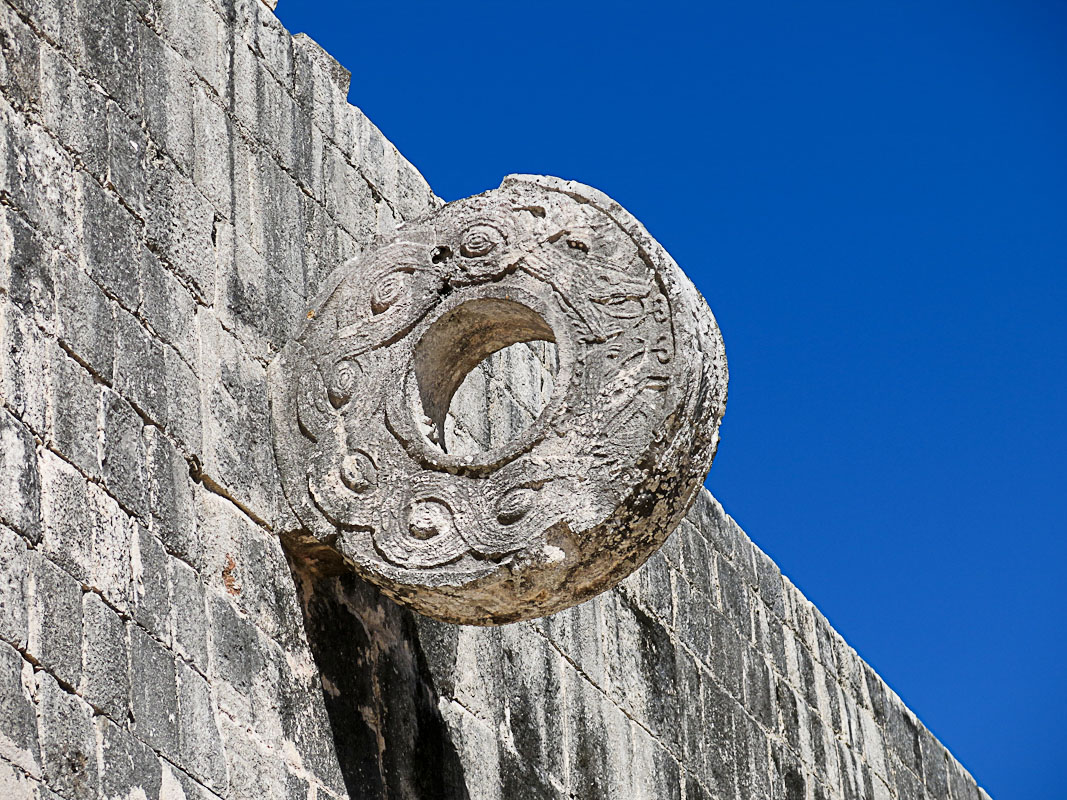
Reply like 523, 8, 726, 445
271, 175, 729, 624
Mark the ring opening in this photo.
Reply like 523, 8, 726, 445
412, 299, 559, 455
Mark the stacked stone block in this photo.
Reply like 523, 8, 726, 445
0, 0, 435, 796
0, 0, 989, 798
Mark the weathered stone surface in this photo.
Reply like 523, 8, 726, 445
0, 640, 38, 778
0, 0, 990, 797
26, 551, 83, 689
271, 174, 728, 624
0, 526, 27, 650
80, 591, 129, 721
37, 671, 98, 798
97, 716, 163, 800
0, 407, 40, 543
129, 623, 179, 757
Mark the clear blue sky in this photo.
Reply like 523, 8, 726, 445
277, 3, 1066, 796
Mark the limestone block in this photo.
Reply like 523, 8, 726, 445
128, 623, 178, 757
0, 207, 57, 334
54, 261, 116, 386
145, 426, 201, 568
86, 482, 136, 612
38, 449, 95, 585
246, 70, 319, 200
920, 725, 951, 798
101, 389, 148, 520
168, 557, 208, 670
0, 640, 38, 778
947, 758, 982, 800
0, 296, 51, 438
104, 100, 150, 223
176, 659, 226, 791
97, 716, 163, 800
205, 589, 263, 723
140, 247, 198, 369
191, 84, 233, 217
886, 694, 923, 775
26, 552, 82, 687
242, 145, 310, 289
0, 760, 38, 800
496, 627, 567, 775
238, 0, 295, 91
77, 0, 141, 117
196, 485, 299, 652
218, 713, 296, 799
80, 592, 129, 722
0, 408, 40, 543
754, 544, 787, 620
37, 670, 98, 798
675, 519, 715, 600
215, 221, 307, 360
40, 44, 108, 182
160, 760, 223, 800
114, 308, 168, 426
709, 609, 745, 702
271, 175, 728, 624
743, 646, 776, 731
321, 140, 377, 246
0, 94, 79, 255
395, 157, 440, 224
155, 0, 228, 101
0, 0, 42, 115
47, 345, 102, 478
291, 34, 364, 184
891, 753, 925, 800
0, 525, 27, 649
143, 159, 216, 304
621, 547, 673, 627
130, 525, 172, 642
163, 344, 202, 457
137, 19, 196, 176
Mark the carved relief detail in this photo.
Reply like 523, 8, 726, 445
270, 175, 728, 623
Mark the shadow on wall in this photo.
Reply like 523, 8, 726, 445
289, 562, 470, 800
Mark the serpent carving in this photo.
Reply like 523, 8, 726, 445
269, 175, 728, 624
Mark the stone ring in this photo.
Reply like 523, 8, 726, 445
270, 175, 728, 624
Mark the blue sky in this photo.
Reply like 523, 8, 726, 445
277, 2, 1066, 796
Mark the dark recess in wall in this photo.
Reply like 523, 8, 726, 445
290, 561, 470, 800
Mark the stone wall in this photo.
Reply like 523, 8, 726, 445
0, 0, 989, 798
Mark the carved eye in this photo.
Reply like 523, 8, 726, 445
340, 450, 378, 492
594, 295, 644, 319
328, 360, 360, 408
408, 499, 454, 540
496, 487, 535, 525
371, 271, 407, 314
460, 225, 503, 258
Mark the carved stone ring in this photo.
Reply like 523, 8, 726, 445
269, 175, 727, 624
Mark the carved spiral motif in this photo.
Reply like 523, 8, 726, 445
269, 175, 728, 624
370, 270, 407, 315
460, 224, 502, 258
